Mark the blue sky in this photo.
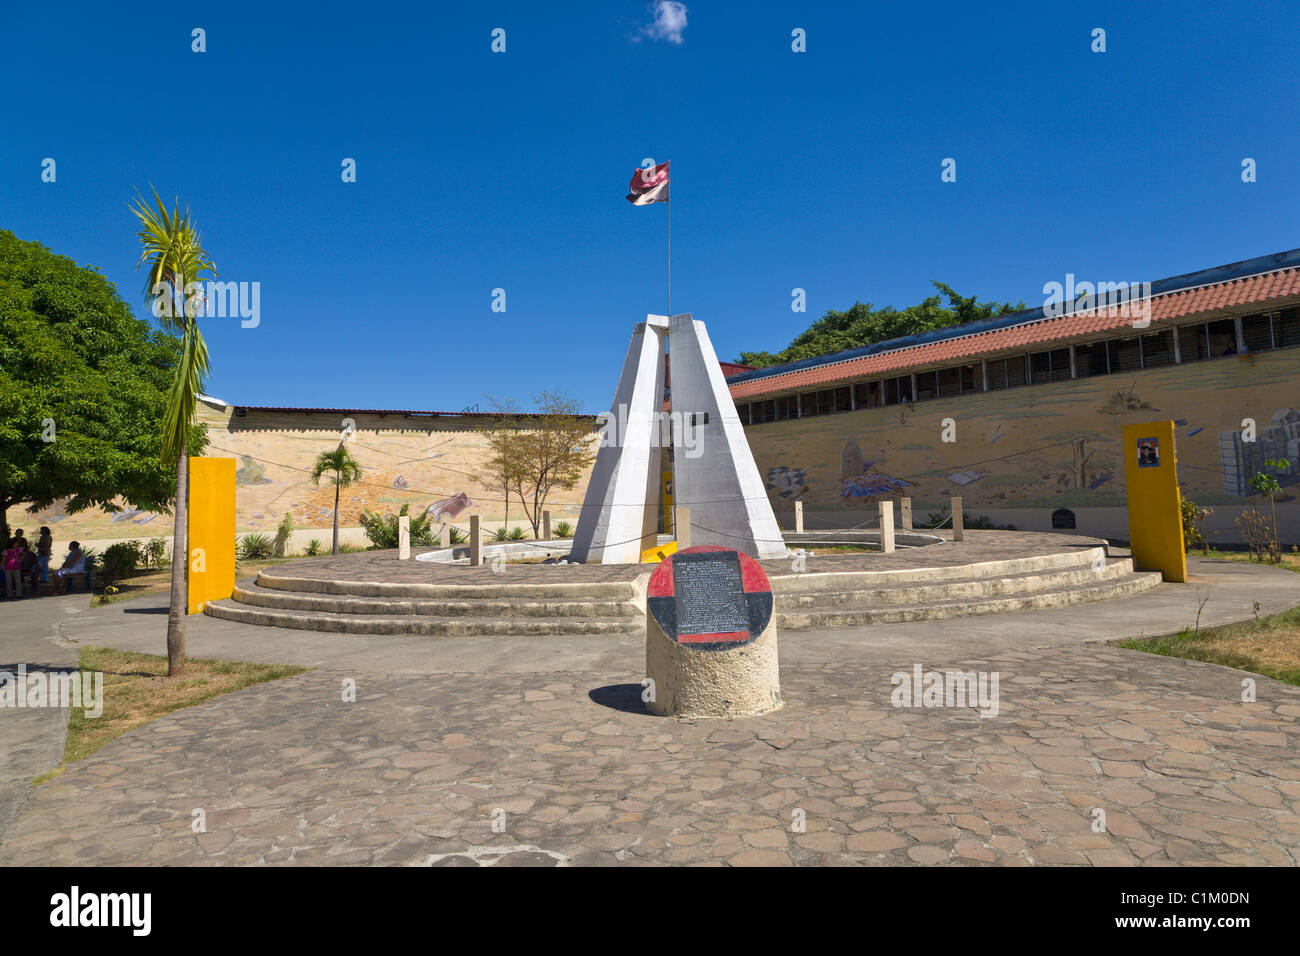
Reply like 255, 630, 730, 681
4, 0, 1297, 413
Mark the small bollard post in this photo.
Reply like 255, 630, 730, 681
398, 514, 410, 560
674, 507, 692, 549
951, 497, 964, 541
879, 499, 895, 554
442, 521, 453, 548
469, 515, 482, 566
542, 510, 552, 541
794, 499, 804, 533
900, 497, 913, 531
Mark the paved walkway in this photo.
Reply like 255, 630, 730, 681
1, 557, 1297, 866
0, 593, 82, 843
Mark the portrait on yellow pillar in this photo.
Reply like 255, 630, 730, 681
1122, 421, 1187, 583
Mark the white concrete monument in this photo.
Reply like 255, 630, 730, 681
570, 313, 786, 564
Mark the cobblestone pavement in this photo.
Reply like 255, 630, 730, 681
4, 645, 1298, 866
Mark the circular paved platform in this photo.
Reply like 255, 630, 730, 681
268, 531, 1110, 586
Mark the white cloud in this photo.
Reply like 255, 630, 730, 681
640, 1, 688, 45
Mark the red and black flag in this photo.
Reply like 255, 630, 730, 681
626, 160, 670, 205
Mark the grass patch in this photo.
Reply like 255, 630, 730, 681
1192, 548, 1300, 573
1114, 604, 1300, 687
35, 646, 308, 784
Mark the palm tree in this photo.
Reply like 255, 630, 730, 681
311, 444, 363, 555
130, 186, 217, 677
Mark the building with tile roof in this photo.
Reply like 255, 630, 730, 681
726, 249, 1300, 544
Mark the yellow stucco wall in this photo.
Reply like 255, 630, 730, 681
17, 400, 600, 547
742, 350, 1299, 523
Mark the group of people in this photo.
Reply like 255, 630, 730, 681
1, 527, 87, 599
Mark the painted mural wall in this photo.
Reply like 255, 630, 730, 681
16, 399, 599, 546
745, 349, 1300, 530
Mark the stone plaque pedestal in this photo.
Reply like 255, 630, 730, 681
644, 546, 781, 718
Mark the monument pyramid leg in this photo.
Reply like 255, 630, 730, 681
667, 313, 787, 559
568, 316, 668, 564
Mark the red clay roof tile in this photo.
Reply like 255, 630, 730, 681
729, 267, 1300, 399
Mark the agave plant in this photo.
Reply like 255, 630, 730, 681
239, 533, 275, 560
507, 526, 527, 541
492, 526, 509, 541
553, 521, 574, 539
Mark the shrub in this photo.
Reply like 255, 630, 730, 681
305, 538, 323, 557
99, 540, 143, 585
359, 503, 436, 550
492, 526, 509, 541
923, 511, 1016, 531
144, 537, 168, 569
274, 513, 294, 557
507, 526, 527, 540
447, 526, 466, 545
337, 542, 365, 554
1180, 496, 1213, 553
239, 533, 275, 561
553, 520, 574, 539
1236, 508, 1280, 563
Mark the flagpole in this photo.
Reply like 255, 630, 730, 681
666, 189, 671, 316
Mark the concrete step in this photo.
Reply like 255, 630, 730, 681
203, 600, 642, 636
776, 559, 1134, 610
776, 570, 1163, 630
771, 545, 1109, 592
231, 582, 640, 618
253, 571, 639, 602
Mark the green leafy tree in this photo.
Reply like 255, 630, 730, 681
475, 397, 526, 532
311, 443, 363, 555
0, 230, 203, 543
1248, 458, 1290, 557
131, 187, 218, 677
737, 283, 1026, 367
484, 391, 596, 539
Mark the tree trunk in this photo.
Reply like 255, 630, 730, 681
1271, 494, 1278, 557
166, 446, 188, 676
332, 479, 341, 555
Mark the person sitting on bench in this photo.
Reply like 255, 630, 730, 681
20, 544, 40, 596
55, 542, 86, 592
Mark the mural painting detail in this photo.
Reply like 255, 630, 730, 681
765, 466, 809, 501
426, 492, 472, 523
743, 350, 1300, 515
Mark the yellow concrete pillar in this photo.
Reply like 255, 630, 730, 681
1122, 421, 1187, 583
187, 456, 236, 614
